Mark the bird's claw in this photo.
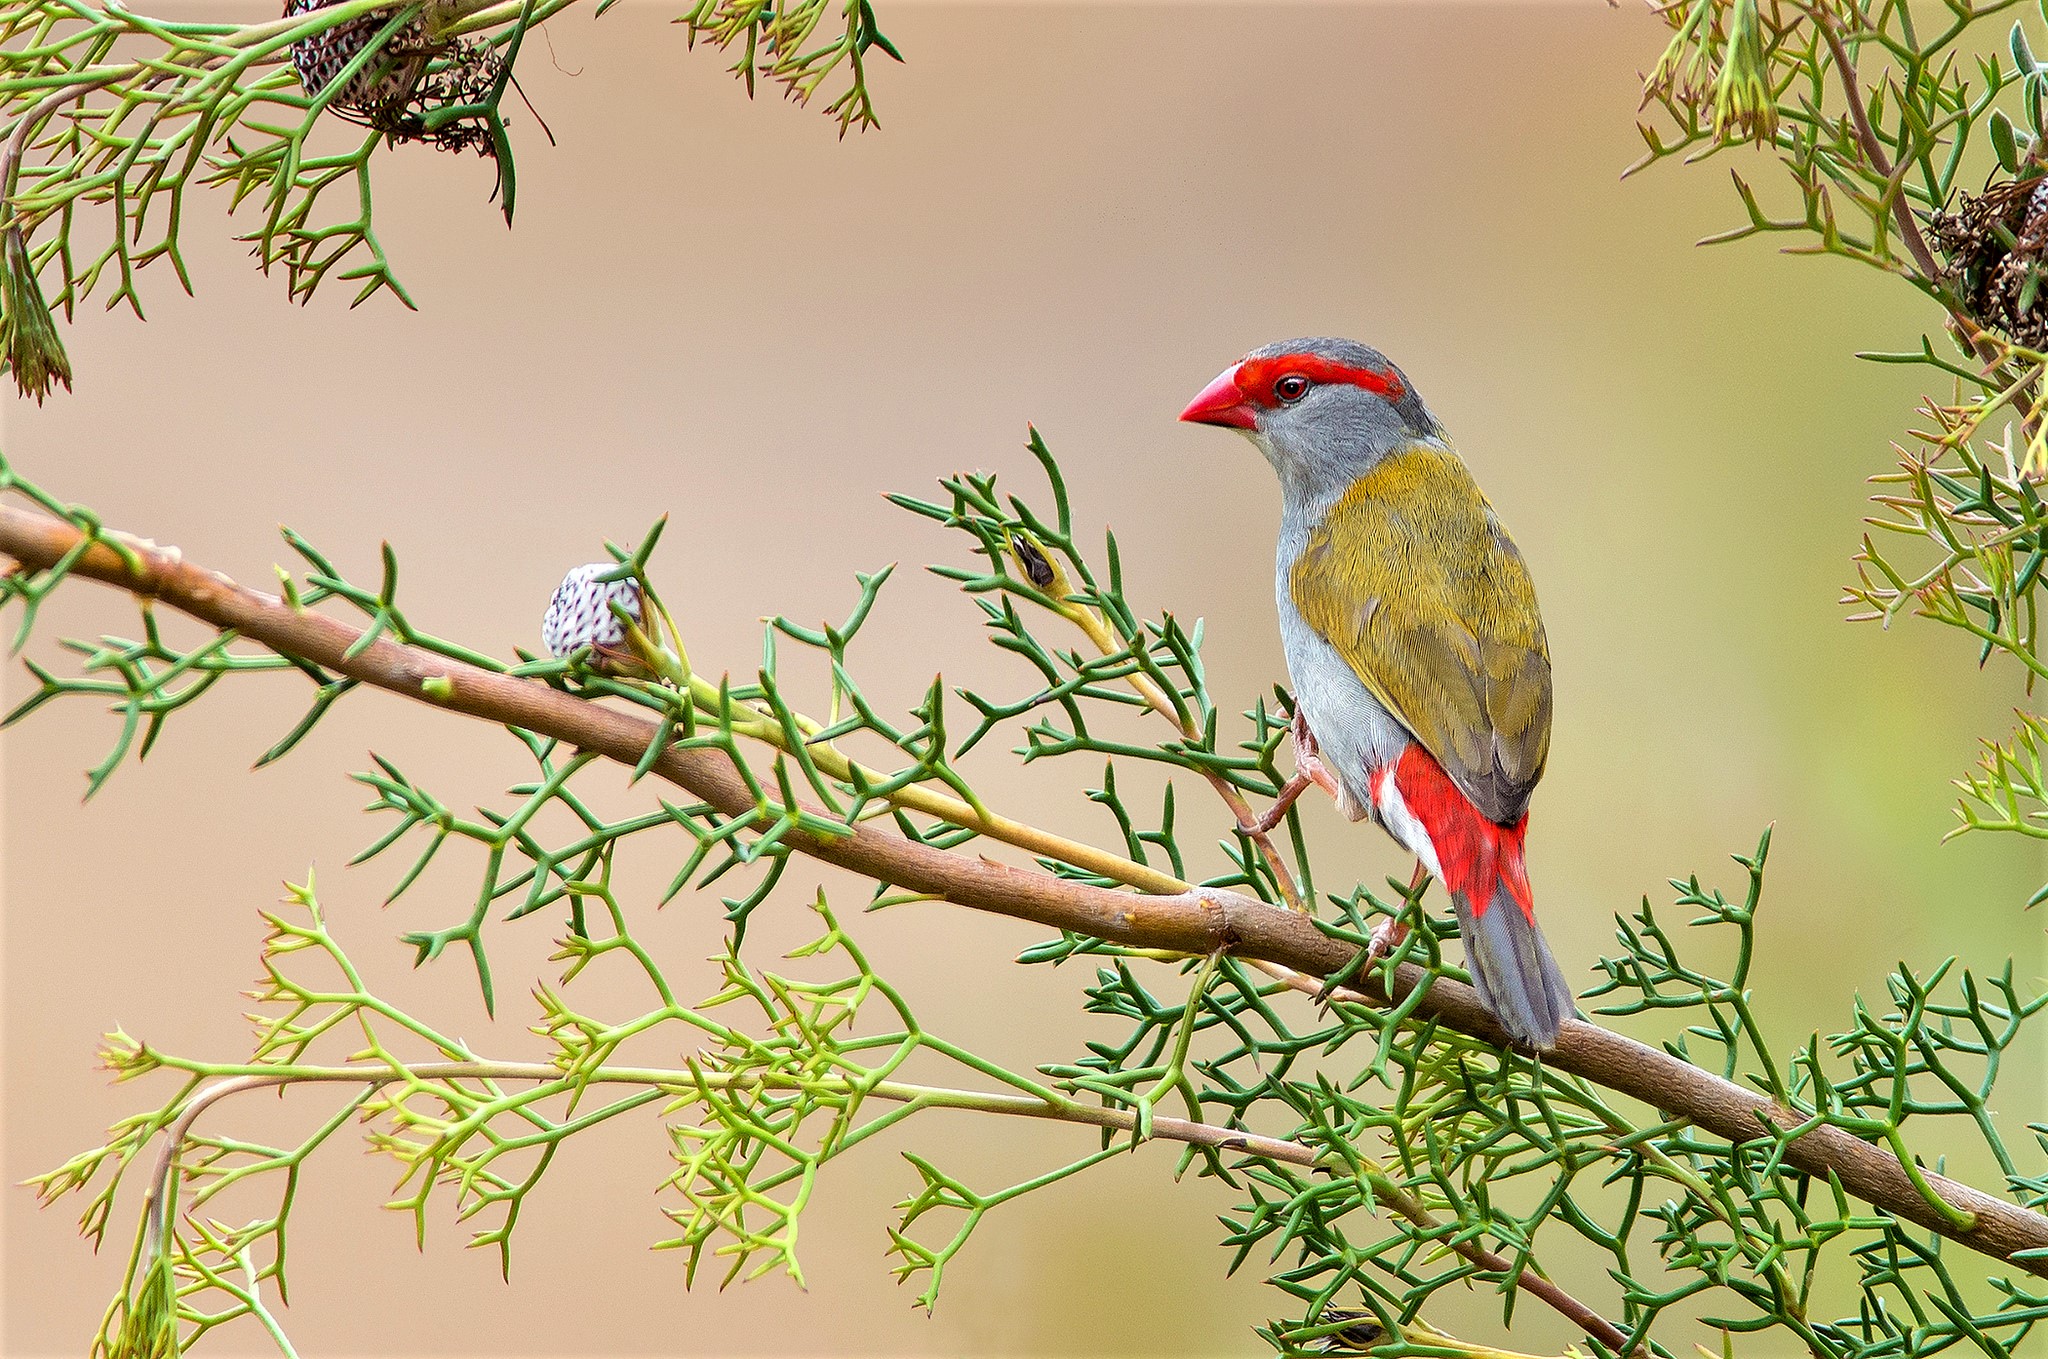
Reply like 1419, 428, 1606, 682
1247, 774, 1310, 834
1313, 916, 1413, 1010
1364, 915, 1411, 969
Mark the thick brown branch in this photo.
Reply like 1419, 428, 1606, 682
4, 502, 2046, 1284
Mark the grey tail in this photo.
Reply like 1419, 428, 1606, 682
1453, 888, 1575, 1051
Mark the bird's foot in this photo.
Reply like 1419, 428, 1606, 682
1247, 773, 1311, 834
1293, 712, 1345, 801
1313, 866, 1425, 1007
1362, 862, 1427, 967
1364, 915, 1411, 969
1311, 918, 1413, 1009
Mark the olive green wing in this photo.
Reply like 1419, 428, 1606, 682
1291, 446, 1552, 825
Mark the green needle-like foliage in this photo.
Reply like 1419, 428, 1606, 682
0, 0, 899, 395
8, 436, 2047, 1359
1634, 0, 2048, 910
17, 3, 2048, 1354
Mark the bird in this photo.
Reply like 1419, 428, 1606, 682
1179, 337, 1574, 1049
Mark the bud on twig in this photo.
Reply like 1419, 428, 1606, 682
542, 563, 645, 670
1, 226, 72, 402
109, 1254, 177, 1359
1007, 530, 1058, 590
1711, 0, 1777, 143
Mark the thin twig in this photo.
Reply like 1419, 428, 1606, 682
1806, 6, 1947, 290
1057, 604, 1309, 912
137, 1057, 1634, 1353
0, 73, 121, 220
1796, 5, 2048, 460
1800, 3, 2018, 356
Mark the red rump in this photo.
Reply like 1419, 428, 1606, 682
1391, 745, 1534, 922
1237, 353, 1407, 407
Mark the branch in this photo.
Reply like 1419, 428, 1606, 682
1810, 6, 1947, 288
4, 502, 2045, 1282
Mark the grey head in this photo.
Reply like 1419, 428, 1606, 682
1179, 336, 1442, 503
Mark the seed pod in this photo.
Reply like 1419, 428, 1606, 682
542, 564, 645, 663
1007, 531, 1057, 590
282, 0, 432, 115
281, 0, 504, 156
1309, 1310, 1386, 1353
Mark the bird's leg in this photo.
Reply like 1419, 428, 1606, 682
1247, 775, 1312, 834
1246, 710, 1344, 834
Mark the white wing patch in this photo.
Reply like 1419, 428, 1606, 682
1371, 766, 1443, 879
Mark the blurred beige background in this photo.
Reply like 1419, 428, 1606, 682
5, 1, 2046, 1354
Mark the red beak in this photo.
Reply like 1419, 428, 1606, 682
1179, 365, 1256, 430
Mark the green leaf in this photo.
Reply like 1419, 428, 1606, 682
1993, 109, 2022, 172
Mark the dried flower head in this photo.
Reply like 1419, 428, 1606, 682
1931, 177, 2048, 348
283, 0, 431, 113
282, 0, 504, 155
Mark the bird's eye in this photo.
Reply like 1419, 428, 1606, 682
1274, 374, 1311, 403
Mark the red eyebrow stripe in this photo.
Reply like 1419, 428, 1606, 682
1236, 353, 1406, 406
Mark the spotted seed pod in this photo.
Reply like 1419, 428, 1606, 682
282, 0, 431, 114
542, 564, 645, 661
